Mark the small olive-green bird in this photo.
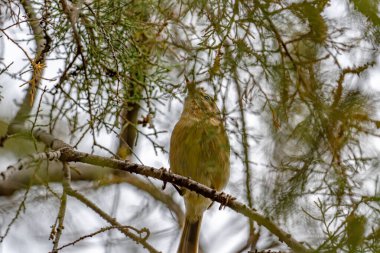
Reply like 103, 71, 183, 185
170, 81, 230, 253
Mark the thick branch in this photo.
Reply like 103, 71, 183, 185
62, 150, 311, 253
1, 128, 312, 253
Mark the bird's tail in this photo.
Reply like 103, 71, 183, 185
177, 215, 202, 253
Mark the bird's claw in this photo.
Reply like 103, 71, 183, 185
219, 192, 235, 210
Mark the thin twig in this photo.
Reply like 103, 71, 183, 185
65, 186, 160, 253
50, 163, 70, 252
52, 225, 149, 252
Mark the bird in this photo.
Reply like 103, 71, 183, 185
170, 80, 230, 253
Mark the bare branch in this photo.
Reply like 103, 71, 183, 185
65, 185, 160, 253
1, 127, 312, 253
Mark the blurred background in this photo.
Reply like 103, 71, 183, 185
0, 0, 379, 252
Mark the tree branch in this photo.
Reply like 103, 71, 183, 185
1, 127, 312, 253
9, 0, 50, 126
65, 184, 160, 253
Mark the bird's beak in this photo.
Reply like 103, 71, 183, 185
185, 76, 196, 95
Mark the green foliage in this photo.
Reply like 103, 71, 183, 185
19, 0, 174, 146
352, 0, 380, 26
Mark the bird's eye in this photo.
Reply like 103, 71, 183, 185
204, 95, 211, 101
